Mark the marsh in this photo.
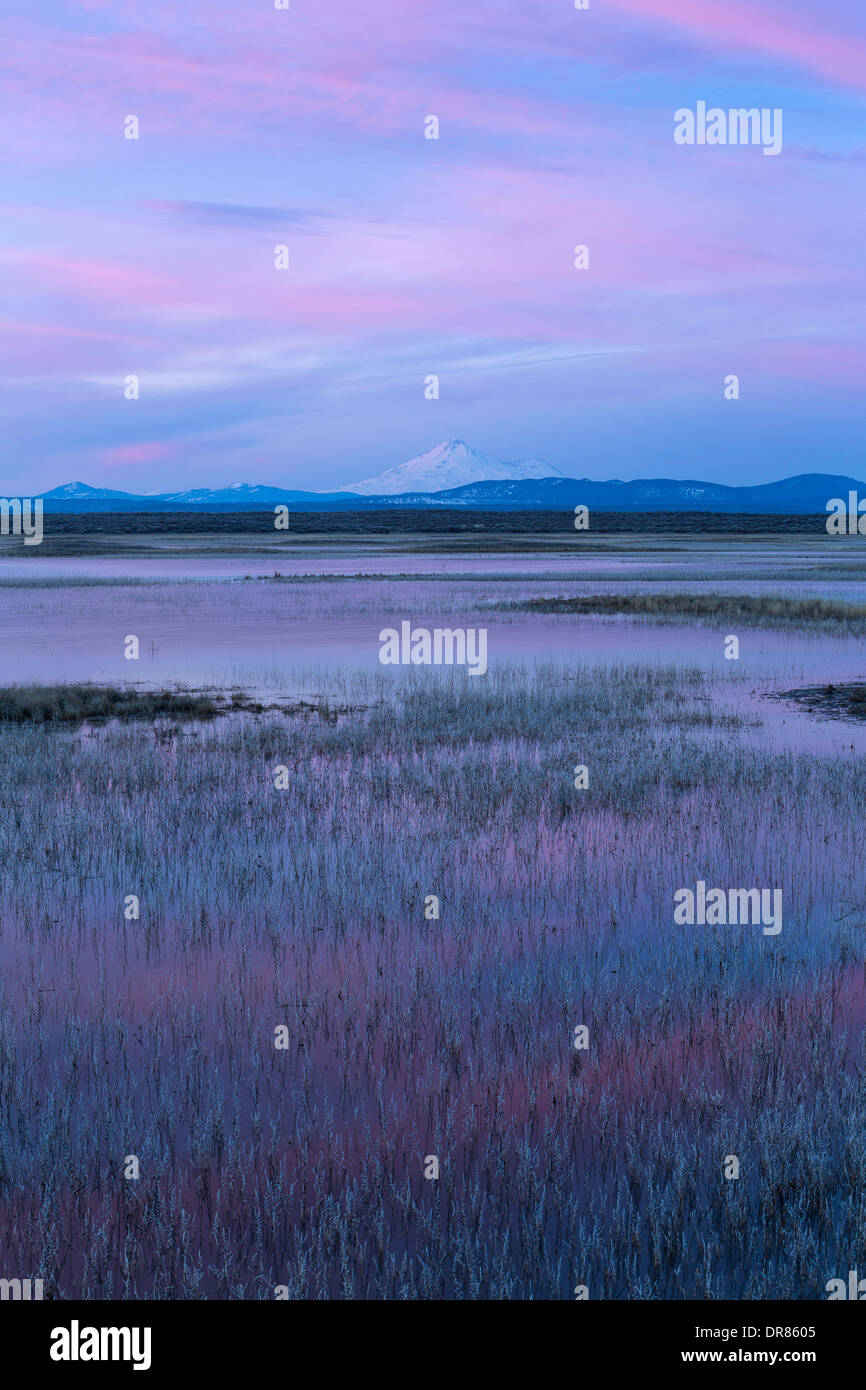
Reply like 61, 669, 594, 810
1, 535, 865, 1298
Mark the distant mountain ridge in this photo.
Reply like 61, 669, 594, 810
40, 481, 347, 504
29, 446, 866, 513
389, 473, 866, 513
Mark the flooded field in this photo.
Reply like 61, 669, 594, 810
2, 538, 866, 754
0, 535, 865, 1297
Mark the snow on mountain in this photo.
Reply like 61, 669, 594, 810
41, 482, 139, 499
338, 439, 567, 495
156, 483, 291, 503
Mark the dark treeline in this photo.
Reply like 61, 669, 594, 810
35, 509, 829, 535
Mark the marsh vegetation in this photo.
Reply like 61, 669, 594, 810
514, 592, 866, 630
0, 657, 863, 1298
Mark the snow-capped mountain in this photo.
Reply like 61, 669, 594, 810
42, 482, 140, 500
150, 483, 319, 503
338, 439, 567, 495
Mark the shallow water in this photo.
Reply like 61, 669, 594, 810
1, 552, 865, 756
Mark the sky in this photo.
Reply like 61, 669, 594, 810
1, 0, 864, 494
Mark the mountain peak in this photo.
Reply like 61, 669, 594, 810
41, 481, 137, 500
339, 439, 567, 495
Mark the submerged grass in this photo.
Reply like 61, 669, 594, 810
0, 660, 864, 1298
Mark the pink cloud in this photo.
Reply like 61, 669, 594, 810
609, 0, 866, 92
99, 442, 178, 467
0, 250, 175, 303
0, 321, 132, 342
